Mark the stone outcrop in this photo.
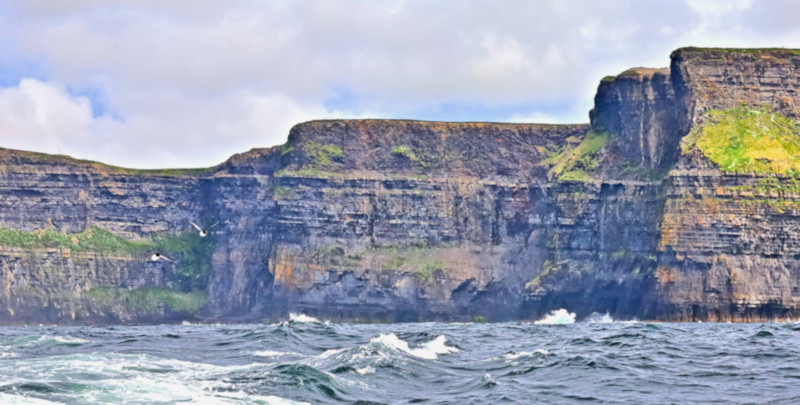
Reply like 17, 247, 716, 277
2, 47, 800, 324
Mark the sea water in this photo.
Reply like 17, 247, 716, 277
1, 310, 799, 403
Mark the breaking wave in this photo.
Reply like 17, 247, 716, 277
534, 309, 576, 325
289, 313, 321, 323
1, 321, 798, 403
369, 333, 459, 360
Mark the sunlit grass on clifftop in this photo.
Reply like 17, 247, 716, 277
682, 106, 800, 174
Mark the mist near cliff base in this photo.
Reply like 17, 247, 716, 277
2, 319, 800, 403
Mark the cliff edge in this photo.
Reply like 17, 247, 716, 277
2, 47, 800, 323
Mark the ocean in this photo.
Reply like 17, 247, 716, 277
0, 310, 797, 404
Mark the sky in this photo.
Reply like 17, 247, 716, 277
1, 0, 799, 168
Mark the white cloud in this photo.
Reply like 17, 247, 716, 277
0, 0, 798, 168
0, 79, 95, 154
0, 79, 349, 168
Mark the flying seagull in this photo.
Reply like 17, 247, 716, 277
190, 221, 219, 237
150, 253, 173, 262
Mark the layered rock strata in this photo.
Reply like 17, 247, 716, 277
2, 47, 800, 323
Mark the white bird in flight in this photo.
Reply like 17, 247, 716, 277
190, 221, 219, 237
150, 253, 173, 262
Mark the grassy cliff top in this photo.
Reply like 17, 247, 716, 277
0, 147, 212, 177
291, 118, 589, 132
673, 47, 800, 57
682, 106, 800, 174
294, 118, 587, 128
602, 67, 670, 83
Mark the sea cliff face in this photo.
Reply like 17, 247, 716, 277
2, 47, 800, 324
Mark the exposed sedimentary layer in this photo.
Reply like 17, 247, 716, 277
2, 47, 800, 324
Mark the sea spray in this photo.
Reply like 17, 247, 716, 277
587, 312, 614, 324
370, 333, 459, 360
534, 309, 576, 325
289, 313, 320, 323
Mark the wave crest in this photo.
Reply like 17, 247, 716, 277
370, 334, 459, 360
289, 313, 320, 323
534, 309, 576, 325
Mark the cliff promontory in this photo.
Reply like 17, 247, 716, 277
3, 47, 800, 323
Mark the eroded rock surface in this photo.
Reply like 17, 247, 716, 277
2, 47, 800, 323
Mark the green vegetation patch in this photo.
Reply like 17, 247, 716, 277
372, 244, 445, 283
0, 226, 214, 290
280, 142, 295, 156
0, 226, 151, 254
544, 130, 609, 181
391, 145, 420, 162
303, 141, 343, 167
154, 232, 215, 290
682, 106, 800, 174
88, 287, 207, 313
390, 144, 432, 169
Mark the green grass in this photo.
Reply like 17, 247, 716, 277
546, 130, 609, 181
88, 287, 208, 313
372, 244, 445, 282
0, 226, 151, 254
153, 232, 215, 290
303, 141, 343, 166
317, 245, 345, 257
27, 151, 210, 177
682, 106, 800, 174
391, 145, 427, 167
0, 226, 214, 290
416, 260, 442, 283
280, 142, 295, 156
525, 260, 557, 290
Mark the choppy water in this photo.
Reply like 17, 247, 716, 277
2, 311, 800, 404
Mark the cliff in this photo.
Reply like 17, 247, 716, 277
2, 47, 800, 324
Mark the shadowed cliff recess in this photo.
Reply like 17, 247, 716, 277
2, 47, 800, 324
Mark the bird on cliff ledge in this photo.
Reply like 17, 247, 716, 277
150, 253, 173, 262
190, 221, 219, 237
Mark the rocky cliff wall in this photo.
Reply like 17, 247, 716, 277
590, 68, 682, 170
2, 47, 800, 324
671, 48, 800, 123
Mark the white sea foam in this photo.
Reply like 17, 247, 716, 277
369, 333, 458, 360
0, 352, 287, 404
534, 309, 576, 325
251, 350, 301, 357
587, 312, 614, 324
44, 336, 89, 345
0, 392, 61, 404
289, 313, 320, 323
502, 349, 550, 360
17, 335, 90, 347
354, 365, 375, 375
